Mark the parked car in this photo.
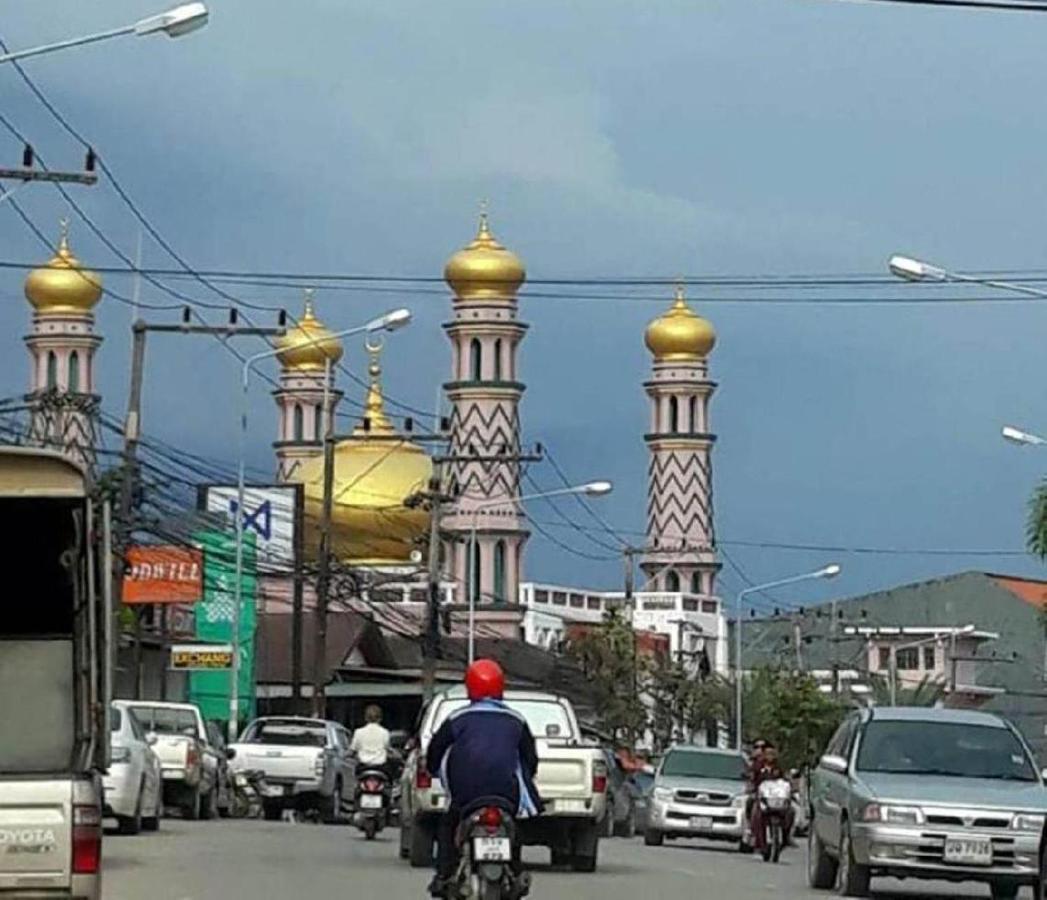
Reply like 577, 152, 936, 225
644, 746, 749, 850
808, 706, 1047, 900
104, 702, 163, 835
227, 716, 354, 822
600, 749, 637, 838
400, 687, 608, 872
123, 701, 223, 820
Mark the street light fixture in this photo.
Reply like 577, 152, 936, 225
466, 480, 614, 663
888, 254, 1047, 300
227, 307, 412, 742
0, 3, 209, 66
1002, 425, 1047, 447
734, 563, 841, 750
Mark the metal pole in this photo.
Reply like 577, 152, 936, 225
313, 358, 336, 718
467, 519, 477, 665
0, 24, 133, 65
229, 364, 249, 743
889, 645, 898, 706
794, 617, 804, 670
735, 588, 745, 750
291, 484, 305, 715
422, 461, 444, 703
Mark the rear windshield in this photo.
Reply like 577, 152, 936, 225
857, 720, 1038, 782
661, 751, 746, 781
243, 721, 327, 747
131, 706, 198, 736
431, 698, 574, 740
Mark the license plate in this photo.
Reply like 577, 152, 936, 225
690, 816, 713, 829
556, 799, 587, 813
473, 837, 512, 862
944, 837, 993, 866
359, 793, 383, 809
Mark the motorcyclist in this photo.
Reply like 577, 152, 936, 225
350, 704, 392, 779
749, 743, 795, 851
425, 659, 541, 898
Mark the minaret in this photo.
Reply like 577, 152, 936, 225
441, 211, 529, 636
23, 221, 103, 471
640, 284, 720, 595
272, 290, 344, 483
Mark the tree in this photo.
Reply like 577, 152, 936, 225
1027, 480, 1047, 562
643, 657, 730, 753
867, 673, 945, 708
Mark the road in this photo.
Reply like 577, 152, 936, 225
103, 820, 1023, 900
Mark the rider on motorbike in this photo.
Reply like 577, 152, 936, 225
749, 743, 794, 852
351, 704, 392, 778
425, 659, 542, 898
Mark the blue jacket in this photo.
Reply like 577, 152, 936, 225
426, 699, 542, 818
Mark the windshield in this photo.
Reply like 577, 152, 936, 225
661, 751, 746, 780
244, 720, 327, 747
132, 706, 198, 736
431, 697, 575, 740
856, 720, 1038, 782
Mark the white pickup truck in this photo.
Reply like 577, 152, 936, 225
122, 701, 223, 820
399, 688, 608, 872
227, 717, 354, 822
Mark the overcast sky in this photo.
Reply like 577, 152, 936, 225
3, 0, 1047, 611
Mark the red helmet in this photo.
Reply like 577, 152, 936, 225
465, 658, 505, 702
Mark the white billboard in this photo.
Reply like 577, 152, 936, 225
203, 485, 299, 574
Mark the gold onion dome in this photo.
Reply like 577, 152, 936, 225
275, 292, 344, 372
444, 210, 526, 301
644, 284, 716, 361
295, 343, 432, 566
24, 222, 102, 316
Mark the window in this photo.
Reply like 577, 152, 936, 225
877, 647, 890, 670
493, 339, 503, 380
569, 593, 584, 608
493, 540, 506, 604
46, 352, 57, 390
586, 597, 601, 610
314, 404, 324, 439
702, 600, 718, 614
469, 541, 481, 606
68, 351, 80, 393
293, 404, 304, 441
661, 749, 745, 781
689, 396, 697, 433
534, 590, 549, 605
691, 572, 702, 595
469, 338, 482, 381
682, 598, 699, 612
128, 705, 197, 736
665, 570, 680, 592
896, 647, 919, 670
552, 591, 567, 606
668, 396, 679, 433
923, 645, 936, 670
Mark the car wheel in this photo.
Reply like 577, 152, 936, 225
601, 810, 615, 838
644, 827, 664, 847
323, 780, 342, 825
409, 817, 436, 868
262, 801, 282, 821
837, 824, 870, 898
117, 787, 143, 835
201, 788, 218, 821
398, 821, 411, 860
807, 825, 838, 889
182, 787, 202, 821
990, 881, 1020, 900
615, 811, 636, 839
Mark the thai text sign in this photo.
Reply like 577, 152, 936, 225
171, 643, 233, 670
123, 546, 203, 605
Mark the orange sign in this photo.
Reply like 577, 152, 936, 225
123, 546, 203, 605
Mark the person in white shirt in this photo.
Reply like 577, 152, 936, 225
350, 704, 392, 776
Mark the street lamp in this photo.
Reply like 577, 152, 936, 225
888, 254, 1047, 300
734, 564, 841, 750
227, 307, 411, 742
0, 3, 209, 65
1002, 425, 1047, 447
466, 480, 613, 664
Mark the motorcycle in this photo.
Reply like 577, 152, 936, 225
757, 777, 793, 863
353, 768, 389, 840
449, 801, 530, 900
230, 769, 268, 819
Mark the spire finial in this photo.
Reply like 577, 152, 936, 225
303, 287, 315, 318
478, 199, 490, 238
673, 279, 687, 308
58, 217, 70, 252
357, 336, 394, 435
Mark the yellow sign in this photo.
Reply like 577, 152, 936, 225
170, 644, 233, 671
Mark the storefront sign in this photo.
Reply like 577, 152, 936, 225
171, 643, 234, 670
123, 546, 203, 604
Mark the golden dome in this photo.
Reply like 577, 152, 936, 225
275, 291, 344, 372
294, 343, 432, 566
644, 285, 716, 361
25, 222, 102, 316
444, 211, 526, 301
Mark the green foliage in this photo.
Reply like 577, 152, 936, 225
867, 673, 945, 708
644, 657, 730, 754
1027, 479, 1047, 562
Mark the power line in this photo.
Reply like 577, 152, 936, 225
837, 0, 1047, 10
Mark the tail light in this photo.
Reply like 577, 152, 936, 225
479, 806, 503, 832
415, 764, 432, 790
314, 753, 325, 776
72, 805, 102, 874
363, 778, 382, 793
186, 743, 199, 773
592, 761, 608, 794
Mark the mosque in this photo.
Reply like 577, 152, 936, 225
18, 213, 725, 672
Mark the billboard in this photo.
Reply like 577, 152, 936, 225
201, 485, 300, 575
171, 643, 234, 670
189, 531, 257, 725
123, 546, 203, 605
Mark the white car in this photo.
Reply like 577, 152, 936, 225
104, 701, 163, 834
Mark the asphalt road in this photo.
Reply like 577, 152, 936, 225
102, 819, 1028, 900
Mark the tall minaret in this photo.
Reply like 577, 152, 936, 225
23, 221, 103, 471
640, 285, 720, 595
273, 291, 343, 483
441, 211, 529, 636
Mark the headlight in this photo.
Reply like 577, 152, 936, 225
111, 746, 131, 764
732, 793, 749, 808
653, 787, 674, 802
1012, 814, 1045, 833
861, 803, 923, 825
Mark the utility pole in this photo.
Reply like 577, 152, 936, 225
312, 358, 336, 717
830, 598, 839, 695
793, 615, 805, 671
421, 461, 447, 704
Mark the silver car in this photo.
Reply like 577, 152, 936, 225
808, 706, 1047, 900
644, 746, 749, 849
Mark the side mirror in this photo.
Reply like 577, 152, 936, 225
1040, 767, 1047, 782
820, 754, 848, 774
146, 733, 158, 747
225, 747, 236, 760
182, 726, 197, 738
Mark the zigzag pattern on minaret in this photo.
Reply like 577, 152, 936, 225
447, 400, 523, 501
645, 448, 715, 545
